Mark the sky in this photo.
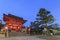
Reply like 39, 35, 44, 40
0, 0, 60, 27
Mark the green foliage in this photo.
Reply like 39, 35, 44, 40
30, 8, 55, 35
56, 27, 60, 31
37, 8, 55, 25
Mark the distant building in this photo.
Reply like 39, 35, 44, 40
0, 20, 2, 24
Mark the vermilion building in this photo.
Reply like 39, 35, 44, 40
3, 14, 27, 32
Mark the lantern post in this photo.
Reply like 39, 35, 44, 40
5, 26, 8, 37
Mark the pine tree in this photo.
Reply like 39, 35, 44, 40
30, 8, 55, 35
36, 8, 55, 28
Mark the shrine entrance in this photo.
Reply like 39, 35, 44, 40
3, 14, 27, 32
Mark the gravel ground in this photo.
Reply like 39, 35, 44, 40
0, 35, 60, 40
37, 35, 60, 40
0, 36, 46, 40
0, 30, 60, 40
